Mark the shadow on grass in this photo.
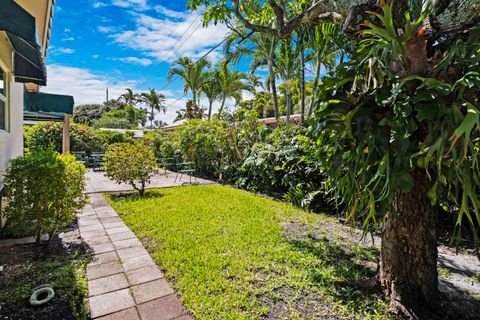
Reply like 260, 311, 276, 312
108, 190, 164, 201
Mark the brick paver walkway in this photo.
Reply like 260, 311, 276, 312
79, 193, 192, 320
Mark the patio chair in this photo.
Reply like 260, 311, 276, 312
91, 152, 105, 172
157, 155, 175, 174
72, 151, 87, 165
173, 157, 197, 185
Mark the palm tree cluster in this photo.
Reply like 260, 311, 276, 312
168, 21, 345, 123
168, 57, 248, 120
118, 88, 167, 128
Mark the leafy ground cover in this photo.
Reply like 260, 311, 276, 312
0, 236, 90, 320
108, 185, 391, 319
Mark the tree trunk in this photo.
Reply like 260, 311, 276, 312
268, 58, 280, 119
208, 100, 213, 120
286, 91, 291, 122
299, 41, 306, 124
218, 98, 226, 116
307, 53, 322, 119
150, 106, 154, 128
380, 170, 441, 319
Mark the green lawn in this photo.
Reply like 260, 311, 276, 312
108, 185, 390, 319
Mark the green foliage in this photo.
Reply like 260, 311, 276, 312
105, 141, 159, 196
97, 129, 134, 145
237, 124, 325, 208
73, 104, 108, 125
92, 106, 147, 129
312, 5, 480, 246
24, 122, 132, 155
3, 151, 87, 243
151, 117, 326, 209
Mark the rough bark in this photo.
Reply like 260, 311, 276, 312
286, 91, 292, 122
380, 170, 440, 319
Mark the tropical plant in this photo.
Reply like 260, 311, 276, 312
225, 27, 281, 118
201, 70, 221, 120
105, 141, 159, 196
140, 88, 166, 128
311, 4, 480, 318
216, 62, 248, 116
168, 57, 211, 106
3, 150, 87, 244
119, 88, 138, 106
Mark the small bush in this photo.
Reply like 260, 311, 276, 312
105, 141, 159, 196
97, 130, 134, 146
3, 150, 88, 243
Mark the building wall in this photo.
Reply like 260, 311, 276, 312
0, 33, 23, 190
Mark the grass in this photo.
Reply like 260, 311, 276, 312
108, 185, 390, 319
0, 243, 89, 319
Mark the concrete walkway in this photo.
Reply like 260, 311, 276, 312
79, 193, 193, 320
86, 170, 214, 193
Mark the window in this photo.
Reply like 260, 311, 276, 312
0, 68, 6, 131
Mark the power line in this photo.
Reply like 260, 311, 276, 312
138, 16, 202, 87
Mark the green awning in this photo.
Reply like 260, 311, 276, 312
0, 0, 47, 85
24, 90, 74, 116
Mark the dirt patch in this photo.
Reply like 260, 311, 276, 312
0, 227, 91, 320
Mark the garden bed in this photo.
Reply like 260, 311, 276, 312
0, 233, 90, 320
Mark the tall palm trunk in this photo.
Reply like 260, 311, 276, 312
208, 100, 213, 120
267, 57, 280, 119
299, 42, 306, 124
286, 90, 292, 122
307, 52, 322, 119
219, 97, 226, 116
193, 92, 197, 108
150, 106, 154, 128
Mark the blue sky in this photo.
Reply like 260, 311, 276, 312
43, 0, 240, 123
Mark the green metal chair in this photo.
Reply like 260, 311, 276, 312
173, 157, 197, 185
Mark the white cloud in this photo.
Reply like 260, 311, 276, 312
61, 36, 75, 42
154, 5, 185, 19
112, 57, 153, 66
50, 47, 75, 55
92, 54, 100, 59
109, 12, 229, 63
97, 26, 117, 33
44, 65, 181, 124
92, 1, 108, 8
112, 0, 149, 11
44, 64, 139, 105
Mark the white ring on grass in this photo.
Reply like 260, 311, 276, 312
29, 286, 55, 306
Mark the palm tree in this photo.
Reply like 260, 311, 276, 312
305, 23, 342, 119
119, 88, 138, 106
275, 38, 297, 122
216, 62, 248, 116
140, 88, 166, 129
225, 27, 280, 118
201, 70, 221, 120
167, 57, 211, 106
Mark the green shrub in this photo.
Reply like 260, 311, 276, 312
105, 141, 159, 196
24, 122, 134, 155
236, 124, 325, 209
3, 150, 88, 243
24, 122, 104, 155
97, 130, 134, 146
